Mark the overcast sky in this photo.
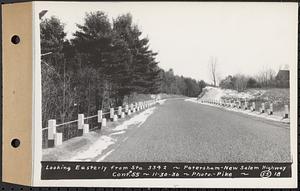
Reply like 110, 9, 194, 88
36, 2, 297, 83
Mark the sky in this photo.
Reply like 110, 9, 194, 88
36, 2, 298, 83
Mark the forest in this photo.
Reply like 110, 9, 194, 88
41, 11, 206, 127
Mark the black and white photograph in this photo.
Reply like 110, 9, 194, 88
35, 1, 297, 186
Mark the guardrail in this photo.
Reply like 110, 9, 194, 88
199, 98, 289, 119
42, 99, 157, 148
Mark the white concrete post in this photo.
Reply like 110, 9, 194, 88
121, 112, 125, 119
113, 114, 118, 122
102, 118, 107, 127
78, 114, 84, 129
244, 101, 248, 110
110, 108, 114, 119
118, 106, 122, 116
83, 124, 89, 134
268, 103, 273, 115
284, 105, 289, 118
238, 100, 241, 109
97, 110, 102, 123
261, 103, 265, 113
130, 103, 134, 111
136, 102, 139, 111
125, 105, 129, 113
48, 119, 56, 140
251, 102, 255, 111
128, 110, 131, 115
54, 133, 63, 146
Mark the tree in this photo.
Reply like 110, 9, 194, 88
72, 11, 114, 110
159, 69, 206, 97
219, 75, 234, 89
41, 17, 77, 129
209, 56, 217, 86
113, 14, 161, 96
247, 77, 259, 88
40, 16, 66, 54
255, 67, 276, 88
233, 74, 248, 92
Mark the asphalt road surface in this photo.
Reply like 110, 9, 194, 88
102, 98, 290, 162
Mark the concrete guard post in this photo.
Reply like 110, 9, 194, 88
83, 124, 89, 134
113, 114, 118, 122
130, 103, 134, 111
145, 101, 148, 108
251, 102, 255, 111
78, 114, 85, 136
260, 103, 265, 113
244, 100, 248, 110
54, 133, 63, 146
47, 119, 56, 147
118, 106, 122, 116
268, 103, 273, 115
121, 112, 125, 118
133, 103, 137, 112
125, 104, 129, 113
97, 110, 102, 123
110, 108, 114, 120
284, 105, 289, 118
78, 114, 84, 129
102, 118, 107, 127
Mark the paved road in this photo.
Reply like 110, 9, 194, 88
102, 98, 290, 162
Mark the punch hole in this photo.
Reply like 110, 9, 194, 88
11, 139, 20, 148
11, 35, 20, 44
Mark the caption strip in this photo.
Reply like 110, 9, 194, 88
41, 162, 291, 179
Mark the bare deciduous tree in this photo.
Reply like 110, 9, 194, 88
256, 67, 276, 87
209, 56, 217, 86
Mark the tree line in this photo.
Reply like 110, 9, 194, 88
159, 69, 206, 97
41, 12, 206, 127
219, 68, 289, 92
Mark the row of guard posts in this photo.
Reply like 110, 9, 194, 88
201, 98, 289, 120
46, 99, 157, 148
